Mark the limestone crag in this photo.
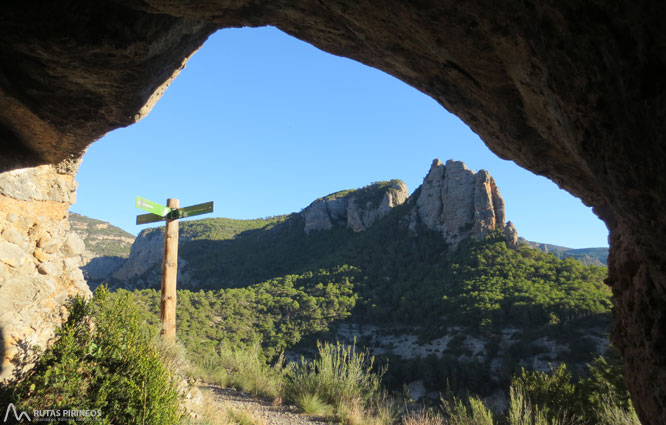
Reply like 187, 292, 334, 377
68, 213, 135, 284
409, 159, 516, 248
0, 159, 90, 383
302, 180, 409, 234
110, 228, 192, 290
111, 229, 165, 281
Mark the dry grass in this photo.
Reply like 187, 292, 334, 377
226, 408, 266, 425
181, 388, 266, 425
401, 409, 444, 425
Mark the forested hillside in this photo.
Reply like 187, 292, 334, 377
91, 160, 613, 401
119, 227, 610, 398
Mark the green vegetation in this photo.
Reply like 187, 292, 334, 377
124, 266, 358, 361
69, 212, 135, 258
521, 239, 608, 266
0, 287, 182, 425
513, 351, 637, 425
395, 356, 636, 425
286, 341, 384, 416
175, 215, 288, 241
71, 185, 617, 423
285, 341, 397, 425
197, 343, 288, 400
118, 217, 611, 397
127, 210, 610, 331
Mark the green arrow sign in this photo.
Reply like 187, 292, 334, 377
136, 212, 165, 225
136, 196, 171, 217
136, 198, 214, 225
172, 201, 214, 219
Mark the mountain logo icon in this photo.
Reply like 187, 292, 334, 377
3, 403, 30, 422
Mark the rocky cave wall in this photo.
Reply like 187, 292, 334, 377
0, 1, 665, 423
0, 158, 90, 382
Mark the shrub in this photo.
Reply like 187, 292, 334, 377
513, 354, 638, 424
197, 343, 287, 401
2, 286, 182, 425
402, 409, 444, 425
507, 384, 572, 425
442, 396, 494, 425
286, 341, 383, 409
295, 393, 334, 417
511, 364, 578, 420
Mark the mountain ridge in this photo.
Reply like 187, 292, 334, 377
103, 159, 518, 289
70, 158, 612, 401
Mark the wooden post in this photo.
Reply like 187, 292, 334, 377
161, 198, 179, 343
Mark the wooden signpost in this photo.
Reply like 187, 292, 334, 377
135, 196, 214, 343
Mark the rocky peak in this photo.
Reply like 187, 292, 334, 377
409, 159, 517, 248
302, 180, 409, 234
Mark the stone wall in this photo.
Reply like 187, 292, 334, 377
0, 158, 90, 382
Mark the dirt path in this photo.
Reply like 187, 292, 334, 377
204, 385, 335, 425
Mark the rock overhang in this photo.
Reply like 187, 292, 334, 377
0, 1, 665, 423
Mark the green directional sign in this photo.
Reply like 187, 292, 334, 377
136, 197, 214, 225
136, 212, 165, 225
136, 196, 172, 217
172, 201, 214, 219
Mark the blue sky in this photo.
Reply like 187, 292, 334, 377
73, 27, 608, 248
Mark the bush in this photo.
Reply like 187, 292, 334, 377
442, 396, 494, 425
286, 341, 383, 409
196, 342, 287, 401
513, 354, 637, 425
2, 286, 182, 425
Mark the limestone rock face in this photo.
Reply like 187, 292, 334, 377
0, 159, 90, 383
112, 230, 165, 281
110, 228, 192, 290
68, 213, 136, 283
302, 180, 409, 234
410, 159, 513, 248
504, 222, 519, 248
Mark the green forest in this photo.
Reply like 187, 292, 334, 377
116, 227, 611, 398
67, 186, 620, 422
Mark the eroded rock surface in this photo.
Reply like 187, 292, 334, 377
0, 1, 665, 423
409, 159, 514, 248
302, 180, 408, 234
0, 159, 90, 382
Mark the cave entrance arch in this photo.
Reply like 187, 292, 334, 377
1, 2, 665, 424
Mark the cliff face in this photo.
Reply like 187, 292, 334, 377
0, 159, 90, 382
68, 213, 135, 283
110, 228, 193, 289
302, 180, 409, 234
111, 159, 517, 290
111, 229, 163, 281
409, 159, 516, 248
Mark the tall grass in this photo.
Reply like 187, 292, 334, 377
187, 339, 637, 425
285, 340, 394, 425
286, 341, 382, 407
595, 397, 641, 425
196, 343, 288, 401
402, 409, 444, 425
442, 396, 494, 425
